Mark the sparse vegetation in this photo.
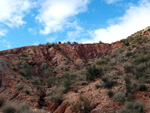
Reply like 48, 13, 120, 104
16, 59, 32, 78
124, 64, 133, 73
86, 65, 103, 81
96, 59, 109, 65
72, 95, 91, 113
0, 98, 5, 108
2, 103, 38, 113
126, 52, 133, 57
2, 28, 150, 112
95, 84, 101, 89
126, 35, 148, 44
139, 84, 148, 91
18, 104, 38, 113
113, 92, 126, 102
3, 105, 17, 113
102, 76, 117, 89
25, 90, 30, 95
17, 83, 24, 91
51, 43, 61, 50
64, 79, 71, 90
124, 76, 139, 99
133, 54, 150, 64
107, 90, 114, 98
49, 87, 65, 105
118, 101, 144, 113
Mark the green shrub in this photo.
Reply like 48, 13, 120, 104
96, 59, 108, 65
64, 79, 71, 90
51, 93, 63, 105
124, 76, 139, 99
95, 84, 101, 89
25, 90, 30, 95
17, 84, 24, 91
18, 104, 30, 113
49, 87, 66, 105
136, 64, 147, 73
103, 80, 117, 89
118, 101, 144, 113
18, 104, 38, 113
80, 96, 91, 113
139, 84, 148, 91
133, 55, 147, 63
3, 105, 17, 113
48, 73, 78, 87
2, 103, 38, 113
102, 76, 117, 89
32, 78, 40, 86
124, 64, 133, 73
122, 39, 130, 46
102, 76, 109, 83
127, 35, 148, 44
51, 44, 60, 50
73, 96, 91, 113
107, 90, 114, 98
133, 54, 150, 64
17, 60, 32, 78
113, 92, 126, 102
0, 98, 5, 107
86, 65, 103, 81
47, 76, 57, 85
126, 52, 132, 57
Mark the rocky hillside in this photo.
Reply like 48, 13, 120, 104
0, 27, 150, 113
0, 42, 122, 77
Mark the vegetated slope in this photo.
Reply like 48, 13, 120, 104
0, 26, 150, 113
0, 41, 122, 112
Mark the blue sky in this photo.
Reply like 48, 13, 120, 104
0, 0, 150, 51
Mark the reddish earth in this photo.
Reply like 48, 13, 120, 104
0, 41, 123, 112
0, 41, 123, 77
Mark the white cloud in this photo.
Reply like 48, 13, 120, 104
0, 29, 8, 36
91, 0, 150, 43
46, 37, 56, 42
104, 0, 121, 4
36, 0, 89, 35
67, 22, 84, 41
0, 0, 34, 28
0, 0, 35, 36
0, 39, 11, 48
33, 42, 39, 45
28, 28, 37, 35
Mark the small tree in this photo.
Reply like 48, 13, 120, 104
58, 41, 61, 44
99, 41, 103, 43
67, 41, 71, 44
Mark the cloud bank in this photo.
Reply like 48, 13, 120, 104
0, 0, 34, 28
36, 0, 89, 35
0, 0, 35, 36
91, 0, 150, 43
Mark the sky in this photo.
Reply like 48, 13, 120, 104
0, 0, 150, 51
